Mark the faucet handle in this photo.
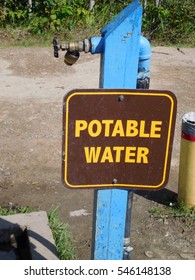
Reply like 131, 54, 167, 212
53, 36, 60, 58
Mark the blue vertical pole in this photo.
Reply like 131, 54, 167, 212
91, 0, 143, 260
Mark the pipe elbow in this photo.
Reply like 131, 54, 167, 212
139, 35, 152, 61
138, 36, 152, 80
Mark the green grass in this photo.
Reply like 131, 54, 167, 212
0, 26, 195, 48
48, 208, 76, 260
0, 205, 33, 215
149, 202, 195, 228
0, 206, 76, 260
0, 27, 95, 48
0, 28, 53, 47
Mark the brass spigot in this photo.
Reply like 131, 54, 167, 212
53, 37, 91, 65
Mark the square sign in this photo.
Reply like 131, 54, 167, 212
62, 89, 177, 190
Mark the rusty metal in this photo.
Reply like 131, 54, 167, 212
53, 37, 91, 65
64, 51, 80, 66
53, 38, 91, 61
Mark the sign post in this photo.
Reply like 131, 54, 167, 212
61, 1, 143, 260
61, 0, 177, 260
91, 1, 142, 260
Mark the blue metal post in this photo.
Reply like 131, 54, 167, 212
91, 0, 143, 260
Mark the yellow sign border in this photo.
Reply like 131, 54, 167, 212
63, 89, 176, 189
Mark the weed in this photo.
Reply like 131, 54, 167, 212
0, 205, 33, 215
0, 0, 194, 46
48, 208, 76, 260
149, 202, 195, 228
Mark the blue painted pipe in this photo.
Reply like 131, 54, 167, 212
90, 35, 151, 82
90, 36, 104, 54
138, 35, 151, 80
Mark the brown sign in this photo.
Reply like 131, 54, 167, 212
62, 89, 177, 190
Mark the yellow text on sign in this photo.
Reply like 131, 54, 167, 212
75, 119, 162, 138
84, 146, 149, 163
74, 119, 163, 164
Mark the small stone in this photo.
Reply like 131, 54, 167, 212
179, 252, 195, 260
145, 250, 154, 258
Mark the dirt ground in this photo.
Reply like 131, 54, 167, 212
0, 45, 194, 260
